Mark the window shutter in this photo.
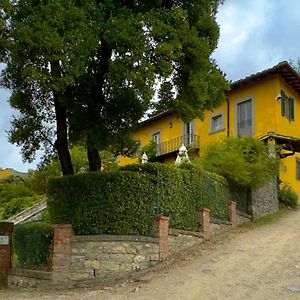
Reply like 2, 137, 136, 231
281, 90, 286, 116
289, 97, 295, 121
296, 159, 300, 180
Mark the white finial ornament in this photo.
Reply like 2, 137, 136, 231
141, 152, 148, 164
175, 144, 191, 164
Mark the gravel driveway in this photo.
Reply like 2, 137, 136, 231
1, 209, 300, 300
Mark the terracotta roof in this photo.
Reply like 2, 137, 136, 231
138, 110, 174, 127
260, 132, 300, 153
231, 61, 300, 95
139, 61, 300, 126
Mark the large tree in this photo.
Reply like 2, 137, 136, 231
1, 0, 98, 174
1, 0, 228, 173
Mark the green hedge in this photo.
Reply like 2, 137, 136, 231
47, 164, 230, 235
48, 171, 155, 235
13, 221, 53, 269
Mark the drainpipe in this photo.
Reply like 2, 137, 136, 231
226, 97, 230, 136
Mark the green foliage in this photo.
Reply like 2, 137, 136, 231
13, 221, 53, 269
47, 163, 230, 235
2, 0, 228, 172
0, 182, 33, 206
278, 184, 298, 209
48, 171, 155, 235
139, 141, 158, 162
198, 136, 279, 189
26, 146, 118, 194
3, 195, 42, 219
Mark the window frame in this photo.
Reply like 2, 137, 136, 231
210, 112, 225, 134
235, 97, 255, 136
296, 158, 300, 181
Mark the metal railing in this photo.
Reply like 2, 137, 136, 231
156, 134, 200, 157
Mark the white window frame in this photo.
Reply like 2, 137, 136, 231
152, 131, 161, 155
182, 120, 195, 147
210, 112, 224, 134
235, 97, 255, 136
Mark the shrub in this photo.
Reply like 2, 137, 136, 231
197, 136, 279, 189
47, 163, 230, 235
48, 171, 155, 235
3, 195, 42, 219
13, 221, 53, 269
278, 184, 298, 208
0, 182, 33, 206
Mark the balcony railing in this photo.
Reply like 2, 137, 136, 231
156, 134, 200, 157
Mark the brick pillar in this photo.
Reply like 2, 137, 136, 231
198, 208, 210, 240
0, 222, 14, 288
153, 216, 170, 260
229, 201, 237, 227
52, 224, 73, 283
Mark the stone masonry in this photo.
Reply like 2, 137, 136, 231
250, 180, 279, 219
70, 235, 159, 283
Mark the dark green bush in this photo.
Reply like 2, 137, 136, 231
48, 171, 155, 235
14, 221, 53, 269
47, 164, 230, 235
278, 184, 298, 208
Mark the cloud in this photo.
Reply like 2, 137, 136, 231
213, 0, 300, 81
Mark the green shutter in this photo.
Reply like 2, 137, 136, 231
281, 90, 286, 116
289, 97, 295, 121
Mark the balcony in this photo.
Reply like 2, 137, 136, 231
156, 134, 200, 157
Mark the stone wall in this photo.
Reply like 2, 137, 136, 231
7, 269, 52, 289
237, 210, 252, 225
69, 235, 159, 284
168, 229, 203, 255
250, 180, 279, 219
210, 218, 232, 236
6, 203, 249, 289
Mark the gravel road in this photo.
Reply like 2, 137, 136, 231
1, 209, 300, 300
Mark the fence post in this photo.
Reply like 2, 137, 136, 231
52, 224, 73, 283
198, 208, 210, 240
0, 222, 14, 288
229, 201, 238, 227
153, 216, 170, 260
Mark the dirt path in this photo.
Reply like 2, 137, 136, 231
2, 209, 300, 300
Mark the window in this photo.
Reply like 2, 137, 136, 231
152, 132, 161, 155
210, 113, 224, 133
183, 120, 195, 146
281, 90, 295, 121
296, 159, 300, 180
236, 99, 253, 136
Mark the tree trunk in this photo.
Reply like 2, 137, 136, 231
86, 39, 112, 171
54, 93, 74, 175
87, 144, 101, 171
52, 61, 74, 176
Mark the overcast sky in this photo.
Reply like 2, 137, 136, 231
1, 0, 300, 172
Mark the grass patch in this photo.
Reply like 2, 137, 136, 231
240, 208, 289, 230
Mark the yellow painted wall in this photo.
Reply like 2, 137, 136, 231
120, 73, 300, 199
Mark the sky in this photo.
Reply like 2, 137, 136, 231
1, 0, 300, 172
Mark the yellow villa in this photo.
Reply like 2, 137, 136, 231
120, 61, 300, 199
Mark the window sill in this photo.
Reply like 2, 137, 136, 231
209, 128, 225, 135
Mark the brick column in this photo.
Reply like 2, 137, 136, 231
153, 216, 170, 260
229, 201, 237, 227
0, 222, 14, 288
52, 224, 73, 283
198, 208, 210, 240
